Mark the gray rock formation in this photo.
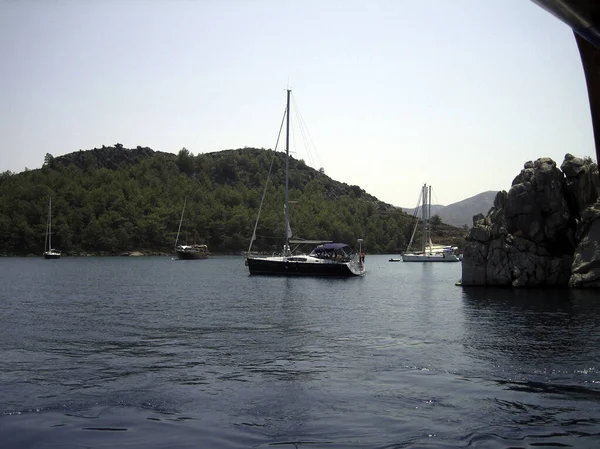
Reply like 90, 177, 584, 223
561, 153, 599, 215
461, 154, 599, 288
569, 201, 600, 287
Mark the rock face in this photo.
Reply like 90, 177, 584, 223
569, 201, 600, 287
120, 251, 145, 256
461, 154, 599, 288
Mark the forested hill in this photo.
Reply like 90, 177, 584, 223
0, 145, 466, 255
53, 144, 176, 171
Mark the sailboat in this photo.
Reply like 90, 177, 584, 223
245, 89, 366, 276
402, 184, 460, 262
174, 199, 209, 260
43, 198, 61, 259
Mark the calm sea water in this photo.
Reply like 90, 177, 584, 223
0, 255, 598, 448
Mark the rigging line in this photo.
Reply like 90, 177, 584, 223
44, 203, 49, 251
293, 105, 312, 167
290, 96, 310, 165
175, 197, 186, 251
247, 106, 287, 254
291, 93, 323, 171
427, 185, 433, 250
406, 189, 423, 252
295, 97, 319, 170
290, 113, 298, 157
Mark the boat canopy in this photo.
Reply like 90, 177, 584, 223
309, 242, 355, 257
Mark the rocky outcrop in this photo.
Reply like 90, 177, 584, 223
569, 201, 600, 287
561, 153, 599, 215
121, 251, 145, 256
461, 154, 599, 288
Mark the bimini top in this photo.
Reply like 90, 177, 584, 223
310, 243, 354, 258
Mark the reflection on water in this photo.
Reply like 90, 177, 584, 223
0, 256, 599, 448
461, 287, 600, 399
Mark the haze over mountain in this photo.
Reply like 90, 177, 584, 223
402, 191, 498, 228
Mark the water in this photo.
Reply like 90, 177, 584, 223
1, 255, 599, 448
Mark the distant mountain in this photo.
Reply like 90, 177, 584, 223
403, 191, 498, 228
402, 203, 445, 218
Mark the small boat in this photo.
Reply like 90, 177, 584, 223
402, 184, 460, 263
43, 198, 61, 259
245, 89, 366, 277
174, 199, 209, 260
389, 257, 402, 262
175, 244, 209, 260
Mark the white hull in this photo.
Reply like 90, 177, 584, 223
43, 250, 61, 259
402, 252, 460, 262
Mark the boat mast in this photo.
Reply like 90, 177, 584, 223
175, 198, 186, 251
427, 185, 432, 253
44, 217, 49, 253
284, 89, 291, 256
48, 198, 52, 251
421, 184, 427, 253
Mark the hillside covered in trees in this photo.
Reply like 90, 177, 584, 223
0, 145, 466, 255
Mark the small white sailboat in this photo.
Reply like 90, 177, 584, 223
174, 198, 209, 260
43, 198, 61, 259
402, 184, 460, 262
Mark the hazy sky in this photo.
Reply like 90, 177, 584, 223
1, 0, 596, 207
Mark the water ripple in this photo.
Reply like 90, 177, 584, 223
1, 256, 599, 448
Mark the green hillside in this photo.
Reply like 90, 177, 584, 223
0, 145, 466, 255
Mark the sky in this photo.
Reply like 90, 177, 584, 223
1, 0, 596, 207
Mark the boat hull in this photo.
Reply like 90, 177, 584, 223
402, 252, 460, 262
43, 252, 61, 259
246, 256, 365, 276
176, 251, 209, 260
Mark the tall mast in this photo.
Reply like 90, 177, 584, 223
428, 185, 432, 252
284, 89, 291, 255
421, 184, 427, 253
175, 198, 186, 251
48, 198, 52, 250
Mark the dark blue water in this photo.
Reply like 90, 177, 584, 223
1, 255, 598, 448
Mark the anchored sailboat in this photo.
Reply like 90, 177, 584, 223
402, 184, 460, 262
43, 198, 61, 259
245, 90, 366, 276
174, 198, 209, 260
